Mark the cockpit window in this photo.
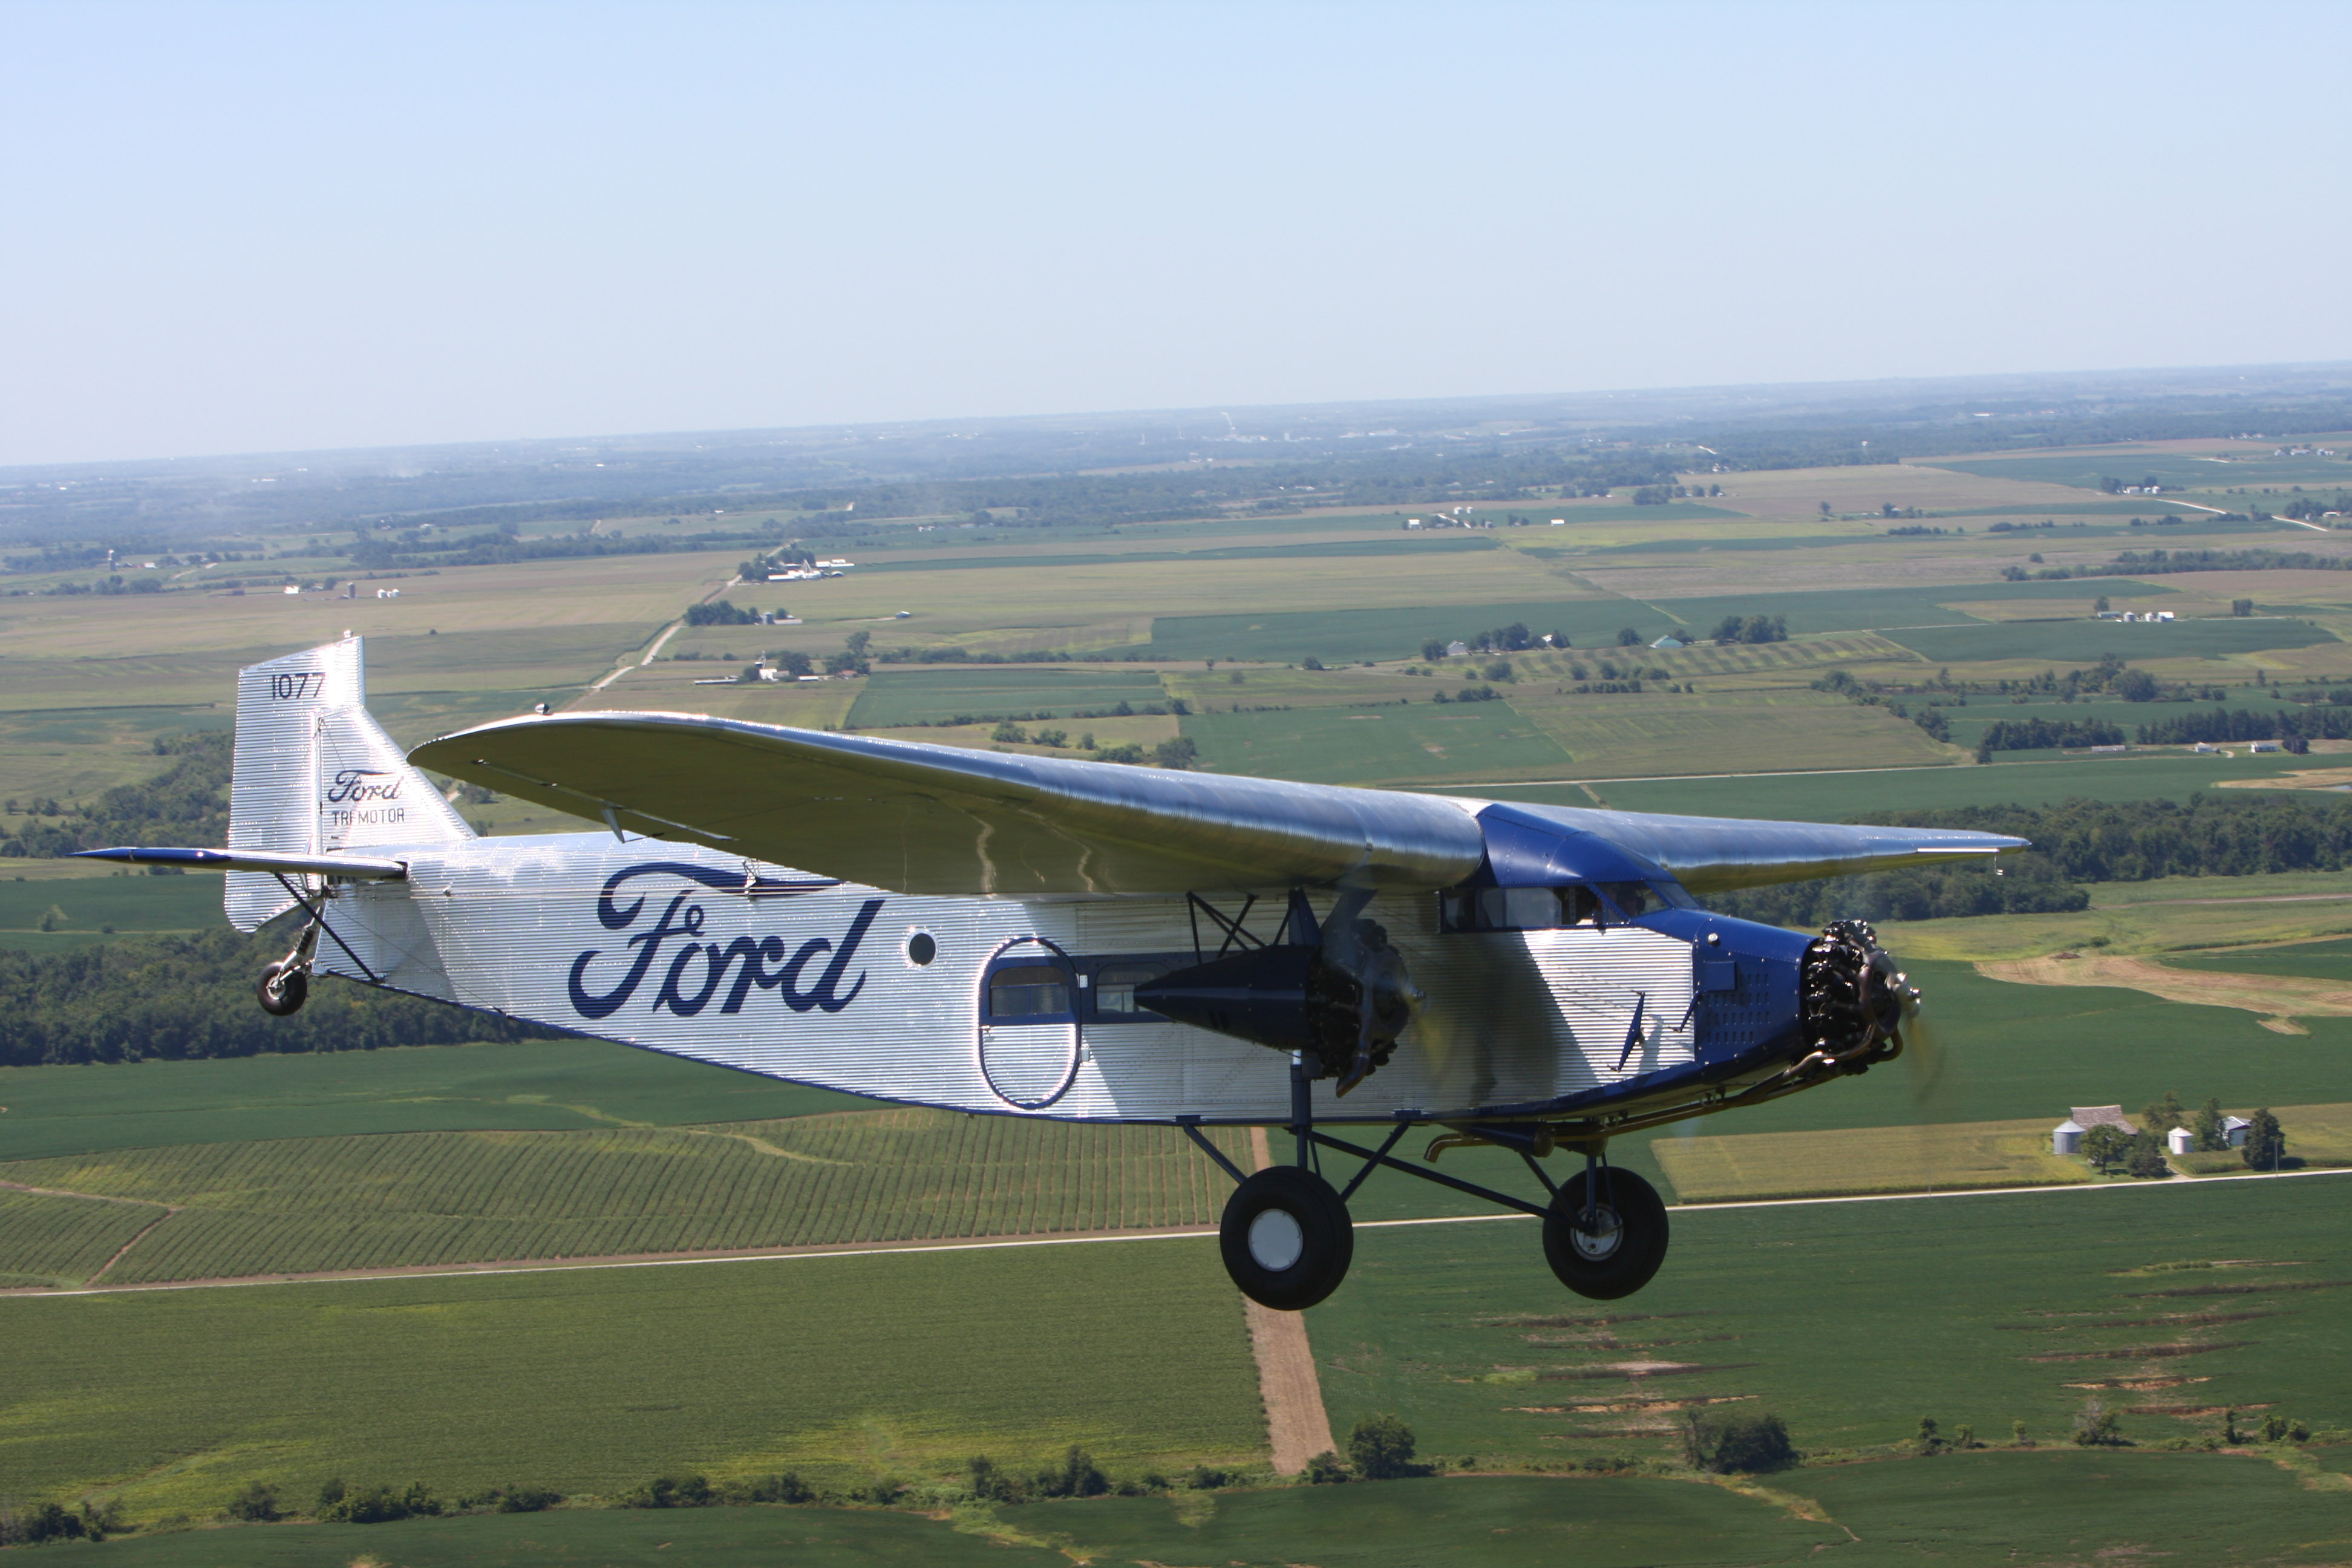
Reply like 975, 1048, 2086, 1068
1091, 962, 1172, 1019
1440, 882, 1681, 933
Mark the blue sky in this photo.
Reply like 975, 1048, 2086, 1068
2, 0, 2346, 464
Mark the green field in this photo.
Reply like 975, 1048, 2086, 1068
1651, 1117, 2087, 1203
846, 665, 1169, 727
0, 871, 224, 946
0, 1236, 1264, 1517
0, 1040, 875, 1160
1883, 616, 2338, 664
1310, 1172, 2352, 1471
1928, 451, 2352, 489
2167, 937, 2352, 983
1507, 686, 1955, 780
1638, 577, 2177, 637
0, 1186, 165, 1289
1134, 599, 1636, 664
1182, 701, 1571, 783
0, 1110, 1250, 1284
61, 1454, 2352, 1567
853, 534, 1506, 573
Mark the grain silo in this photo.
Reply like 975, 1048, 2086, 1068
2051, 1119, 2085, 1156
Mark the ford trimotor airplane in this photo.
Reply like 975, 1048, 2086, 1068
84, 638, 2024, 1309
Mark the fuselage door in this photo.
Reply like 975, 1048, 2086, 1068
977, 938, 1082, 1108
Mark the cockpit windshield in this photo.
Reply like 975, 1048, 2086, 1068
1439, 880, 1688, 933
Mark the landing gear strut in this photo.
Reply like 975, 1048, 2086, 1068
1182, 1057, 1677, 1312
258, 909, 322, 1016
253, 872, 380, 1018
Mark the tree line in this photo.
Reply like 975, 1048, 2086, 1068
0, 928, 550, 1067
2135, 705, 2352, 746
1706, 791, 2352, 928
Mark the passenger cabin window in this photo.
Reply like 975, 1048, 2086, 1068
1091, 962, 1172, 1019
987, 964, 1071, 1021
1441, 883, 1661, 933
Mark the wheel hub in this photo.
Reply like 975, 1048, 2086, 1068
1247, 1207, 1305, 1272
1569, 1205, 1624, 1262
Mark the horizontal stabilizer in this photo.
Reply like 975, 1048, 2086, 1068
72, 846, 410, 880
411, 711, 1486, 896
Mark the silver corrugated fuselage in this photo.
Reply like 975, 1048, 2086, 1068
318, 831, 1699, 1124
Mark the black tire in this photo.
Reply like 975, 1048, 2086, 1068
258, 962, 309, 1017
1219, 1165, 1353, 1312
1542, 1168, 1668, 1301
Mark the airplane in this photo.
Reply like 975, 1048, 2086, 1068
81, 636, 2025, 1310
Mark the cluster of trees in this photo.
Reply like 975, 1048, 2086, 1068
684, 599, 766, 627
1973, 717, 2128, 757
1431, 684, 1504, 704
1422, 622, 1562, 661
2279, 493, 2352, 521
1305, 1414, 1428, 1483
2137, 705, 2352, 747
1679, 1410, 1798, 1474
965, 1447, 1112, 1503
1998, 547, 2348, 581
228, 1477, 563, 1525
0, 1498, 127, 1544
1708, 614, 1789, 644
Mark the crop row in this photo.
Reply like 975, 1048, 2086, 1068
0, 1111, 1252, 1284
0, 1187, 164, 1286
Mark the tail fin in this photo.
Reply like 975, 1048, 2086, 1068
226, 636, 471, 929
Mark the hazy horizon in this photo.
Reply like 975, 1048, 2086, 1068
5, 0, 2347, 468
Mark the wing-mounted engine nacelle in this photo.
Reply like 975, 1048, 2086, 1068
1134, 922, 1419, 1094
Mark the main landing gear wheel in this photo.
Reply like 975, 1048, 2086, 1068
1543, 1168, 1668, 1301
257, 961, 309, 1016
1220, 1166, 1353, 1312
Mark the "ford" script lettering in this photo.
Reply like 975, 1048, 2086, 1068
325, 768, 403, 804
567, 863, 881, 1022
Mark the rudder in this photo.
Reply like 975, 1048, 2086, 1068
227, 636, 470, 929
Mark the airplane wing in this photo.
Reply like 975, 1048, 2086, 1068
410, 711, 2026, 898
411, 711, 1488, 895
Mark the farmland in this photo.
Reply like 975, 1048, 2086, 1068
0, 1039, 874, 1160
0, 1236, 1265, 1516
59, 1454, 2352, 1567
0, 1110, 1251, 1284
16, 414, 2352, 1555
1309, 1172, 2352, 1472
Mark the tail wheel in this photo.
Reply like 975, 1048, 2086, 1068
1542, 1169, 1669, 1301
1219, 1165, 1353, 1312
257, 962, 309, 1017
